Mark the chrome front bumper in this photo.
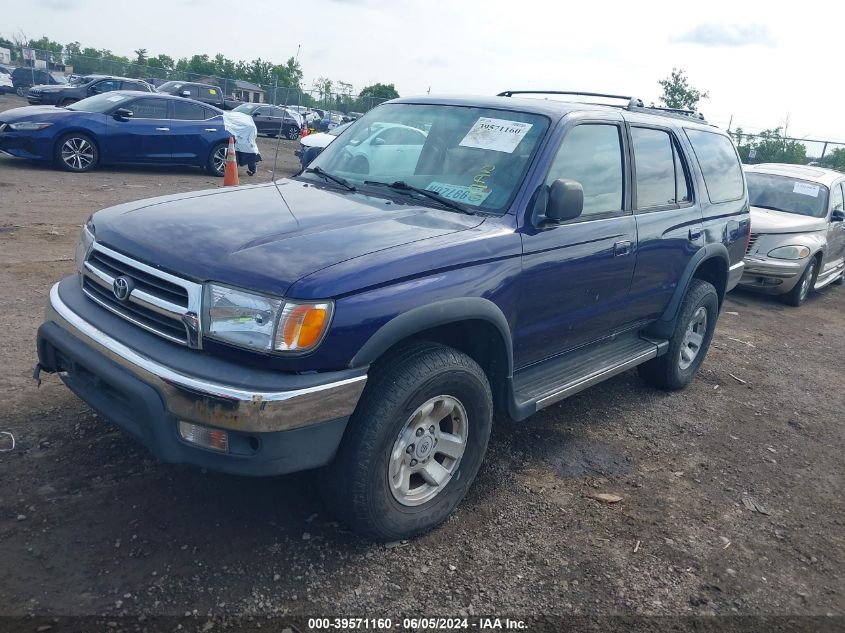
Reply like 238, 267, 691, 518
738, 256, 805, 293
43, 282, 367, 434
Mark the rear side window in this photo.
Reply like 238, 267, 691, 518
202, 86, 219, 99
832, 182, 844, 212
685, 129, 745, 203
173, 101, 207, 120
631, 127, 691, 209
546, 124, 624, 216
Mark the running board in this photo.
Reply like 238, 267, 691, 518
815, 262, 844, 290
512, 333, 668, 417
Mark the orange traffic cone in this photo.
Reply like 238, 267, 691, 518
301, 125, 309, 138
223, 136, 239, 187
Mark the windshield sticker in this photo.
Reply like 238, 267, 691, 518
459, 118, 533, 154
106, 95, 126, 102
427, 181, 492, 206
209, 88, 217, 95
793, 182, 820, 197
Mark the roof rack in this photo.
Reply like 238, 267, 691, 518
497, 90, 708, 123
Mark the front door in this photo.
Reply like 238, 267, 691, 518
103, 96, 172, 163
824, 180, 845, 274
516, 119, 637, 369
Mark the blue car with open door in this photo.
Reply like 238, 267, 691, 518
0, 91, 232, 175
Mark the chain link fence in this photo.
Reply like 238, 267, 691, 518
730, 130, 845, 171
2, 46, 391, 114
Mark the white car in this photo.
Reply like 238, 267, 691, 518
740, 163, 845, 306
295, 122, 352, 167
340, 122, 427, 178
0, 70, 13, 94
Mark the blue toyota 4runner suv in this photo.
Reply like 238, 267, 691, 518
36, 91, 749, 540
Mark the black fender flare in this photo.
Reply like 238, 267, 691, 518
649, 244, 730, 338
349, 297, 514, 377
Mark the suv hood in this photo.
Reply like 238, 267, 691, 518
28, 84, 65, 92
750, 206, 827, 234
92, 179, 483, 297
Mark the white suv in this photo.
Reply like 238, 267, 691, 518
740, 163, 845, 306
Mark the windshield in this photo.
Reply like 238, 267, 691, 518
305, 103, 549, 214
50, 73, 68, 84
329, 122, 352, 137
233, 103, 261, 114
66, 91, 132, 113
746, 173, 829, 218
157, 81, 184, 92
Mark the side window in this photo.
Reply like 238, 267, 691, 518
631, 127, 676, 208
254, 107, 269, 116
121, 81, 144, 91
172, 100, 207, 121
203, 87, 219, 99
831, 182, 844, 212
546, 124, 624, 216
128, 98, 168, 119
675, 143, 691, 203
92, 79, 120, 94
685, 129, 745, 203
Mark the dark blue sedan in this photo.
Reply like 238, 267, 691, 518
0, 91, 232, 175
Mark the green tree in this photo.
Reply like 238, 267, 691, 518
147, 53, 175, 72
134, 48, 148, 65
27, 35, 63, 58
822, 147, 845, 172
731, 128, 807, 165
359, 82, 399, 101
658, 68, 708, 111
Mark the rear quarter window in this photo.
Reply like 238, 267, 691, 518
684, 129, 745, 203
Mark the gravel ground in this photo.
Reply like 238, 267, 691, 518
0, 93, 843, 629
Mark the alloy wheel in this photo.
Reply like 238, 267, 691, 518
679, 306, 707, 370
60, 137, 94, 171
212, 145, 228, 175
388, 395, 468, 506
799, 260, 816, 302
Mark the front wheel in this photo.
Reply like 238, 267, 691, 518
639, 279, 719, 391
54, 132, 99, 172
207, 142, 228, 177
320, 342, 493, 541
781, 257, 817, 306
16, 86, 26, 97
286, 125, 300, 140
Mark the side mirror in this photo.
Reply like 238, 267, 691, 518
302, 146, 324, 167
545, 178, 584, 223
112, 108, 133, 120
832, 210, 845, 222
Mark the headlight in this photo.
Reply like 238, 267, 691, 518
74, 218, 95, 274
767, 245, 811, 260
8, 122, 53, 131
204, 283, 332, 354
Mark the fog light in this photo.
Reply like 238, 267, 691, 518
178, 421, 229, 452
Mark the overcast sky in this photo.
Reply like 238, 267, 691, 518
5, 0, 844, 145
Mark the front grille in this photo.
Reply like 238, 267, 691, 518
82, 244, 202, 347
746, 233, 760, 255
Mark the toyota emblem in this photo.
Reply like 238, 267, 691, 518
112, 276, 133, 301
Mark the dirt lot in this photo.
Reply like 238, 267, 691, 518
0, 92, 843, 627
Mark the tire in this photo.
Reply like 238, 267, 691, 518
286, 125, 300, 141
780, 257, 818, 307
16, 86, 26, 97
207, 142, 228, 177
54, 132, 99, 173
320, 342, 493, 541
639, 279, 719, 391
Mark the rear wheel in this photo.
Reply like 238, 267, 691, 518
16, 86, 26, 97
207, 142, 228, 177
54, 132, 98, 172
781, 257, 817, 306
286, 125, 300, 140
639, 279, 719, 391
320, 342, 493, 541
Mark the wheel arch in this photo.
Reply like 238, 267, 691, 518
647, 245, 730, 339
350, 298, 514, 413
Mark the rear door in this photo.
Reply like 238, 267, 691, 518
251, 106, 276, 135
624, 122, 704, 322
516, 116, 638, 367
169, 100, 222, 163
103, 96, 172, 163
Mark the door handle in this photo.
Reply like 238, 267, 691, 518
204, 128, 217, 132
689, 227, 703, 241
155, 127, 170, 132
614, 240, 633, 256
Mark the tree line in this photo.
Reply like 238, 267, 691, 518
0, 32, 400, 112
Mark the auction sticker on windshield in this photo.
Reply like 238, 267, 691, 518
793, 182, 820, 197
426, 181, 491, 206
459, 117, 532, 153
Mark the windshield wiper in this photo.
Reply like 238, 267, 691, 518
305, 166, 356, 192
753, 204, 791, 214
363, 180, 475, 215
